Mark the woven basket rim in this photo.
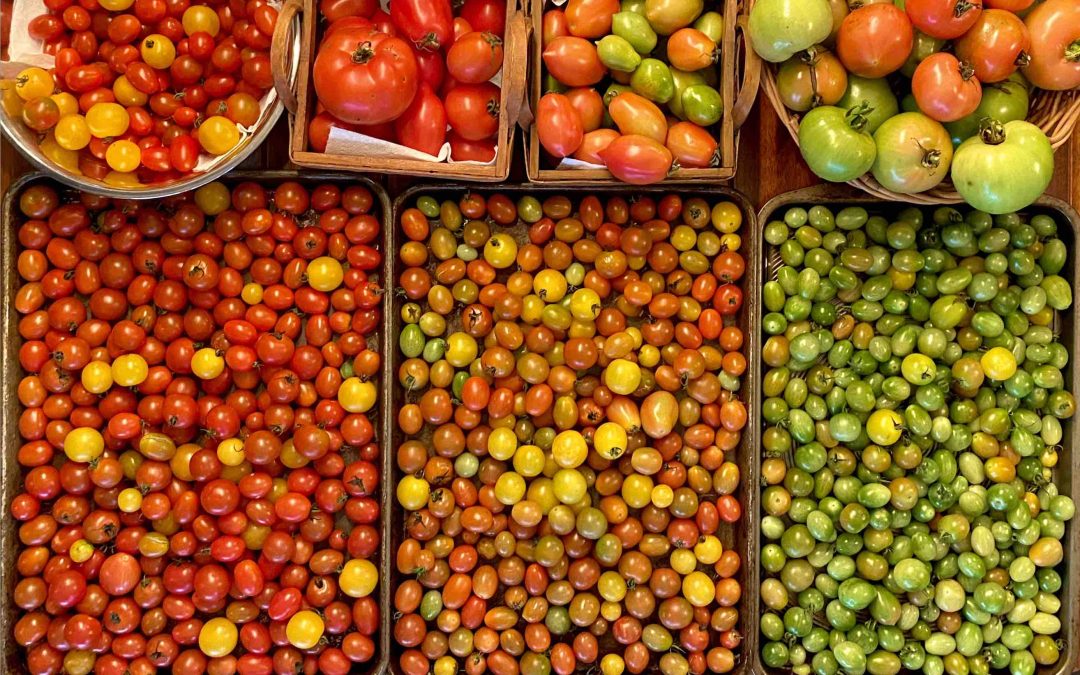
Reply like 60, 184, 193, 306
748, 0, 1080, 205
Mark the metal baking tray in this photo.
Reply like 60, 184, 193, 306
746, 184, 1080, 675
0, 171, 393, 675
386, 183, 757, 675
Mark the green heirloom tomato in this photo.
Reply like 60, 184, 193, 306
681, 84, 723, 125
951, 119, 1054, 215
871, 112, 953, 194
945, 74, 1030, 146
597, 35, 642, 72
798, 105, 877, 182
644, 0, 703, 35
838, 76, 899, 134
630, 58, 674, 102
748, 0, 833, 63
612, 11, 657, 54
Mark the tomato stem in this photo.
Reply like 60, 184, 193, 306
351, 41, 375, 64
1067, 39, 1080, 63
844, 101, 875, 133
954, 0, 977, 17
958, 60, 975, 82
1015, 51, 1031, 69
978, 117, 1006, 146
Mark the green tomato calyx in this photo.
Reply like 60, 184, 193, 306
978, 117, 1007, 146
844, 102, 875, 133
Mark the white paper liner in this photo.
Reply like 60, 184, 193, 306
554, 157, 606, 170
3, 0, 286, 173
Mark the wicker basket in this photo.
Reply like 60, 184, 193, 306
750, 0, 1080, 205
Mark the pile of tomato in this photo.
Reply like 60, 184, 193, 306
10, 179, 383, 674
3, 0, 281, 186
392, 191, 748, 675
748, 0, 1079, 213
536, 0, 728, 183
307, 0, 507, 163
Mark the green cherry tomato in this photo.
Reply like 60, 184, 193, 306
798, 105, 877, 182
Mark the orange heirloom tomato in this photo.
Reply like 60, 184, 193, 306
564, 0, 619, 38
608, 92, 668, 143
543, 37, 607, 87
537, 93, 585, 158
574, 129, 620, 164
666, 122, 719, 168
600, 134, 673, 185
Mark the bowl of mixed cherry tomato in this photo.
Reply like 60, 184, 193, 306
0, 0, 299, 197
389, 188, 752, 675
4, 175, 389, 674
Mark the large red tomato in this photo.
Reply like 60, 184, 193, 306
1023, 0, 1080, 91
600, 134, 673, 184
912, 52, 983, 122
394, 83, 447, 156
448, 132, 496, 161
446, 31, 503, 84
314, 24, 418, 124
564, 0, 620, 38
445, 83, 500, 141
955, 9, 1031, 84
542, 36, 607, 87
390, 0, 454, 50
459, 0, 507, 36
536, 93, 584, 158
836, 4, 914, 78
320, 0, 377, 22
905, 0, 982, 39
665, 122, 718, 168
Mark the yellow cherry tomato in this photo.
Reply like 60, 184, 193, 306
445, 332, 477, 367
62, 651, 95, 675
286, 610, 324, 649
484, 232, 518, 268
85, 103, 129, 138
867, 409, 904, 446
217, 438, 245, 466
639, 344, 660, 368
15, 67, 54, 101
182, 5, 221, 36
397, 475, 431, 510
99, 0, 134, 9
50, 92, 78, 116
601, 653, 625, 675
683, 570, 716, 607
487, 427, 518, 461
69, 539, 94, 563
604, 359, 641, 395
64, 427, 104, 463
194, 181, 230, 215
111, 353, 148, 386
171, 444, 199, 481
81, 360, 113, 394
495, 472, 526, 505
117, 487, 143, 513
338, 377, 376, 413
191, 347, 225, 380
105, 139, 141, 173
40, 133, 82, 173
593, 422, 628, 460
434, 656, 457, 675
141, 34, 177, 69
513, 444, 546, 477
651, 484, 674, 509
598, 571, 627, 602
241, 283, 263, 304
671, 548, 697, 575
198, 115, 240, 155
198, 617, 238, 657
307, 256, 344, 292
694, 535, 724, 565
280, 439, 309, 469
552, 430, 587, 468
103, 171, 141, 187
622, 474, 653, 509
533, 269, 568, 302
553, 468, 587, 504
339, 559, 378, 597
981, 347, 1017, 381
53, 114, 92, 151
711, 201, 742, 233
112, 75, 147, 107
570, 288, 601, 320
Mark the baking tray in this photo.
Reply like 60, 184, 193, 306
746, 184, 1080, 675
0, 171, 393, 675
387, 183, 757, 675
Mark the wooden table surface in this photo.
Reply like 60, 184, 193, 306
2, 100, 1080, 671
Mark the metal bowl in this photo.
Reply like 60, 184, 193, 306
0, 14, 300, 199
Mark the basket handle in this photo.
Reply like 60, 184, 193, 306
503, 11, 533, 129
271, 0, 305, 116
732, 13, 761, 130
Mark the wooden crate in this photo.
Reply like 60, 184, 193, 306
525, 0, 759, 184
274, 0, 527, 181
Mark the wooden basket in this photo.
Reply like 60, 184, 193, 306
524, 0, 761, 184
750, 0, 1080, 205
272, 0, 529, 181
